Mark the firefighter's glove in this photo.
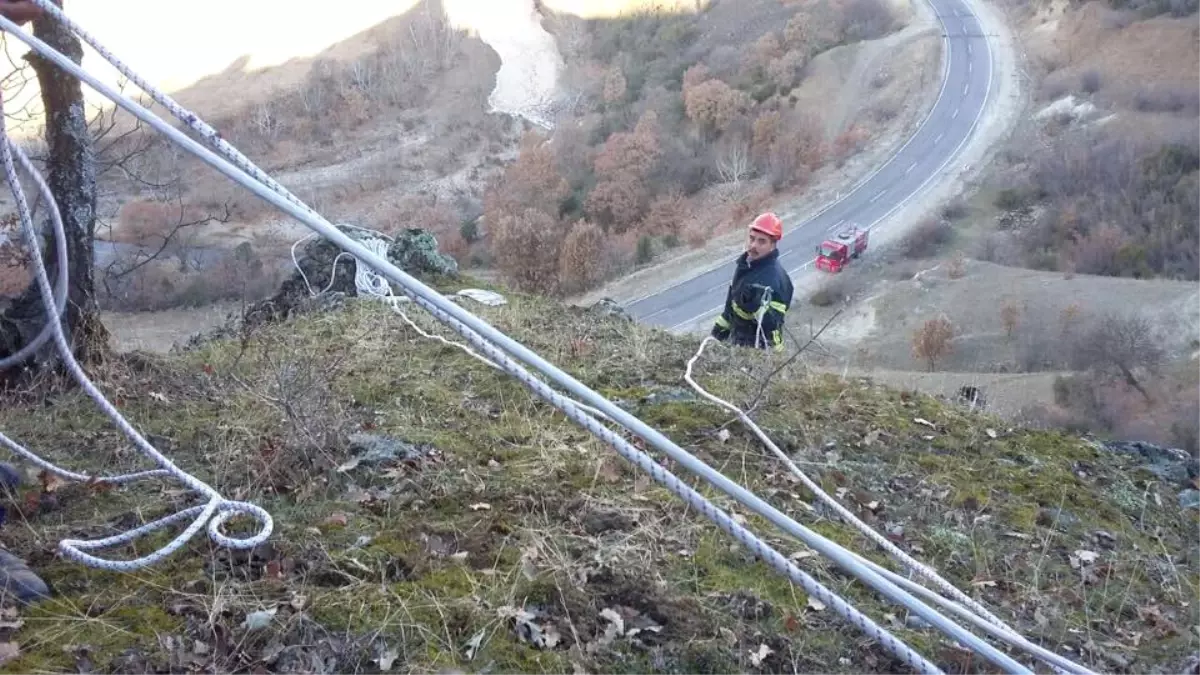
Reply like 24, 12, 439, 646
738, 283, 770, 313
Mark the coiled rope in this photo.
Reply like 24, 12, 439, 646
0, 3, 1067, 671
0, 89, 273, 570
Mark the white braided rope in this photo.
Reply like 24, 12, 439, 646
685, 337, 1094, 675
0, 91, 272, 571
0, 7, 1034, 670
302, 246, 944, 671
399, 294, 947, 673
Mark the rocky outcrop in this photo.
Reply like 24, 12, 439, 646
183, 227, 458, 348
1099, 439, 1200, 510
244, 226, 458, 328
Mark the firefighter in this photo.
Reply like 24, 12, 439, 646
710, 212, 794, 351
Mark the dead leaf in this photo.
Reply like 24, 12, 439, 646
38, 470, 66, 494
862, 429, 881, 446
241, 608, 276, 631
149, 391, 169, 404
599, 608, 625, 637
345, 486, 372, 503
985, 428, 998, 439
335, 458, 360, 473
970, 579, 997, 588
749, 643, 774, 667
322, 512, 349, 527
913, 417, 936, 429
0, 642, 17, 666
807, 597, 827, 612
541, 623, 562, 649
0, 608, 23, 631
784, 614, 800, 632
633, 474, 652, 493
374, 647, 400, 671
596, 459, 621, 483
469, 502, 492, 511
464, 629, 486, 660
499, 605, 561, 650
1070, 549, 1099, 569
717, 429, 731, 443
788, 549, 817, 561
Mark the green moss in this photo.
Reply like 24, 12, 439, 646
6, 597, 184, 673
640, 401, 724, 435
0, 288, 1193, 672
679, 533, 805, 611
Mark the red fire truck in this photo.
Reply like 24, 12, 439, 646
815, 226, 869, 273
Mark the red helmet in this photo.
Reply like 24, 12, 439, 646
749, 212, 783, 241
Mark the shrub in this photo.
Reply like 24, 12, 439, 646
900, 219, 954, 259
993, 188, 1032, 212
912, 316, 954, 371
490, 208, 564, 294
635, 235, 655, 264
941, 199, 969, 220
557, 220, 607, 294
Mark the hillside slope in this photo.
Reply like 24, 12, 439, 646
0, 281, 1195, 673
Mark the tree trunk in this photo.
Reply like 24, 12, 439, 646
0, 0, 107, 381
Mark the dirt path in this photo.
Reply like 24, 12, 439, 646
822, 366, 1065, 418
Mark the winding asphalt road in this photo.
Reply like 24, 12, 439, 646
625, 0, 995, 332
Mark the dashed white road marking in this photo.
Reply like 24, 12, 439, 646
869, 190, 886, 203
963, 82, 970, 95
905, 161, 918, 174
952, 107, 960, 120
934, 132, 944, 144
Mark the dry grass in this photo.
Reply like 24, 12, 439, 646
0, 287, 1195, 673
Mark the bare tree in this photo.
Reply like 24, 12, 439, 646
912, 316, 954, 371
0, 2, 105, 378
715, 134, 753, 184
1072, 312, 1165, 401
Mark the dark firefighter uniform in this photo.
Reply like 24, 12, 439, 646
710, 248, 794, 351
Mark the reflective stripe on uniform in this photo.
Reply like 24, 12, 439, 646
769, 300, 788, 314
715, 315, 730, 329
731, 303, 756, 321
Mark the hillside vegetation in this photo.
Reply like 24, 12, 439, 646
21, 0, 936, 317
0, 283, 1195, 673
483, 0, 904, 296
791, 0, 1200, 462
964, 0, 1199, 280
